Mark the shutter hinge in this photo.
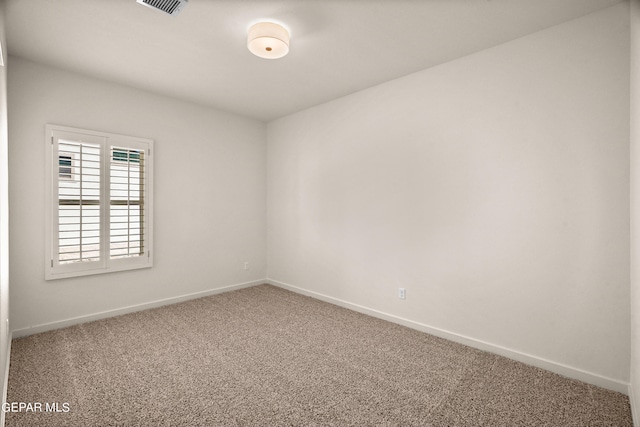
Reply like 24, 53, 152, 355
148, 251, 150, 258
51, 136, 54, 145
50, 259, 53, 267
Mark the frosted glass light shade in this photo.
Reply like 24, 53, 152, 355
248, 22, 290, 59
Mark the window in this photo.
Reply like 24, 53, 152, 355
45, 125, 154, 280
58, 154, 74, 180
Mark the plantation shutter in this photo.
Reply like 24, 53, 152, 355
46, 125, 153, 280
51, 131, 107, 275
58, 140, 101, 263
110, 147, 145, 259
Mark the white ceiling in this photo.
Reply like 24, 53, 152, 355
5, 0, 625, 122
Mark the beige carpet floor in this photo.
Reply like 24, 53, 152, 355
6, 284, 633, 426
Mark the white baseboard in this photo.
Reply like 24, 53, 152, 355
267, 278, 630, 395
1, 331, 12, 427
12, 279, 265, 339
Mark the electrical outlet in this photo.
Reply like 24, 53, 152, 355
243, 261, 249, 270
398, 288, 406, 300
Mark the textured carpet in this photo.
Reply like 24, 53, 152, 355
6, 284, 632, 426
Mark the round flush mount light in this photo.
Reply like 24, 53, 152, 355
247, 22, 290, 59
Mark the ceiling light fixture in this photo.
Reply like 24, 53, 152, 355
247, 22, 290, 59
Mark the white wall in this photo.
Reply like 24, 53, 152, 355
0, 0, 10, 421
630, 0, 640, 420
8, 57, 267, 334
267, 4, 630, 391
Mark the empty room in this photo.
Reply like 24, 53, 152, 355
0, 0, 640, 425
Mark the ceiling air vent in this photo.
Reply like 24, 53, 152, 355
136, 0, 188, 16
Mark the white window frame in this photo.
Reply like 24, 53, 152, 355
45, 124, 154, 280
